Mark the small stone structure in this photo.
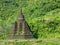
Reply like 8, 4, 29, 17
7, 8, 33, 39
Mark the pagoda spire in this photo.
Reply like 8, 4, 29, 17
18, 8, 24, 20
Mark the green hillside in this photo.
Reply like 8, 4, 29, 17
0, 0, 60, 39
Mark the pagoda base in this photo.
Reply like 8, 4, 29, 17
7, 34, 33, 39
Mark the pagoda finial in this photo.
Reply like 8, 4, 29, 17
20, 8, 22, 14
18, 8, 24, 20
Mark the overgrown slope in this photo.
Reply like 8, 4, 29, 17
0, 0, 60, 39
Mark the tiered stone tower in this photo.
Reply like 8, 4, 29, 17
7, 8, 33, 39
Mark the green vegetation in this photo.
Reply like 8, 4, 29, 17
0, 39, 60, 45
0, 0, 60, 45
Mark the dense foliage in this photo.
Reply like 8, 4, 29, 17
0, 0, 60, 39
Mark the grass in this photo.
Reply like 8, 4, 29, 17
0, 38, 60, 45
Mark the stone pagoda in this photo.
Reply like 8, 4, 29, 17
7, 8, 33, 39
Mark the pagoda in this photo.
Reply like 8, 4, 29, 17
7, 8, 33, 39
